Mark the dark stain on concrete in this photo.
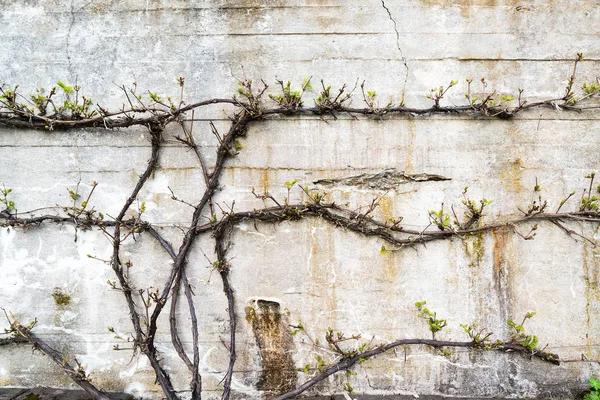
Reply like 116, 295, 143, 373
246, 299, 297, 395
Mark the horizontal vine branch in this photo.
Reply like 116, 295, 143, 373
0, 335, 27, 346
274, 338, 559, 400
5, 199, 599, 251
0, 53, 596, 132
193, 202, 600, 249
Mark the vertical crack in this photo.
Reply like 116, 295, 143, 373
380, 0, 410, 104
66, 0, 76, 81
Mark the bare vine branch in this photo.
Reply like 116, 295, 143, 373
4, 313, 111, 400
273, 337, 559, 400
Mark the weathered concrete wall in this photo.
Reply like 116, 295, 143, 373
1, 1, 600, 399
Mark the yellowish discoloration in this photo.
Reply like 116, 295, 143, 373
261, 169, 270, 192
0, 378, 13, 386
417, 0, 523, 9
92, 377, 129, 392
157, 167, 195, 173
405, 119, 416, 174
378, 196, 394, 222
224, 167, 276, 192
500, 156, 526, 193
492, 229, 506, 276
463, 232, 485, 268
380, 243, 400, 285
414, 0, 526, 25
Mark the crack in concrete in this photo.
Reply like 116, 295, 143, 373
66, 0, 76, 81
380, 0, 410, 104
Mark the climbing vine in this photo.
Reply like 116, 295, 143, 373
1, 54, 600, 399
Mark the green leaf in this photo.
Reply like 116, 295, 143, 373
343, 382, 354, 394
590, 377, 600, 390
315, 354, 324, 368
57, 80, 74, 93
68, 189, 80, 200
234, 138, 243, 150
149, 92, 161, 102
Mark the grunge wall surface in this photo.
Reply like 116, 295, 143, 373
1, 1, 600, 399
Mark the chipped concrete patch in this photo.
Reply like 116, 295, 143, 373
314, 169, 450, 190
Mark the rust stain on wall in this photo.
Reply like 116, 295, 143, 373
245, 299, 297, 395
261, 169, 270, 192
378, 196, 394, 221
225, 167, 271, 191
492, 228, 510, 322
500, 156, 526, 193
405, 119, 416, 174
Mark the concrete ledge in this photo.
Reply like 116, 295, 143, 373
0, 389, 580, 400
0, 388, 131, 400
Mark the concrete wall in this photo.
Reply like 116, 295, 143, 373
1, 1, 600, 399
